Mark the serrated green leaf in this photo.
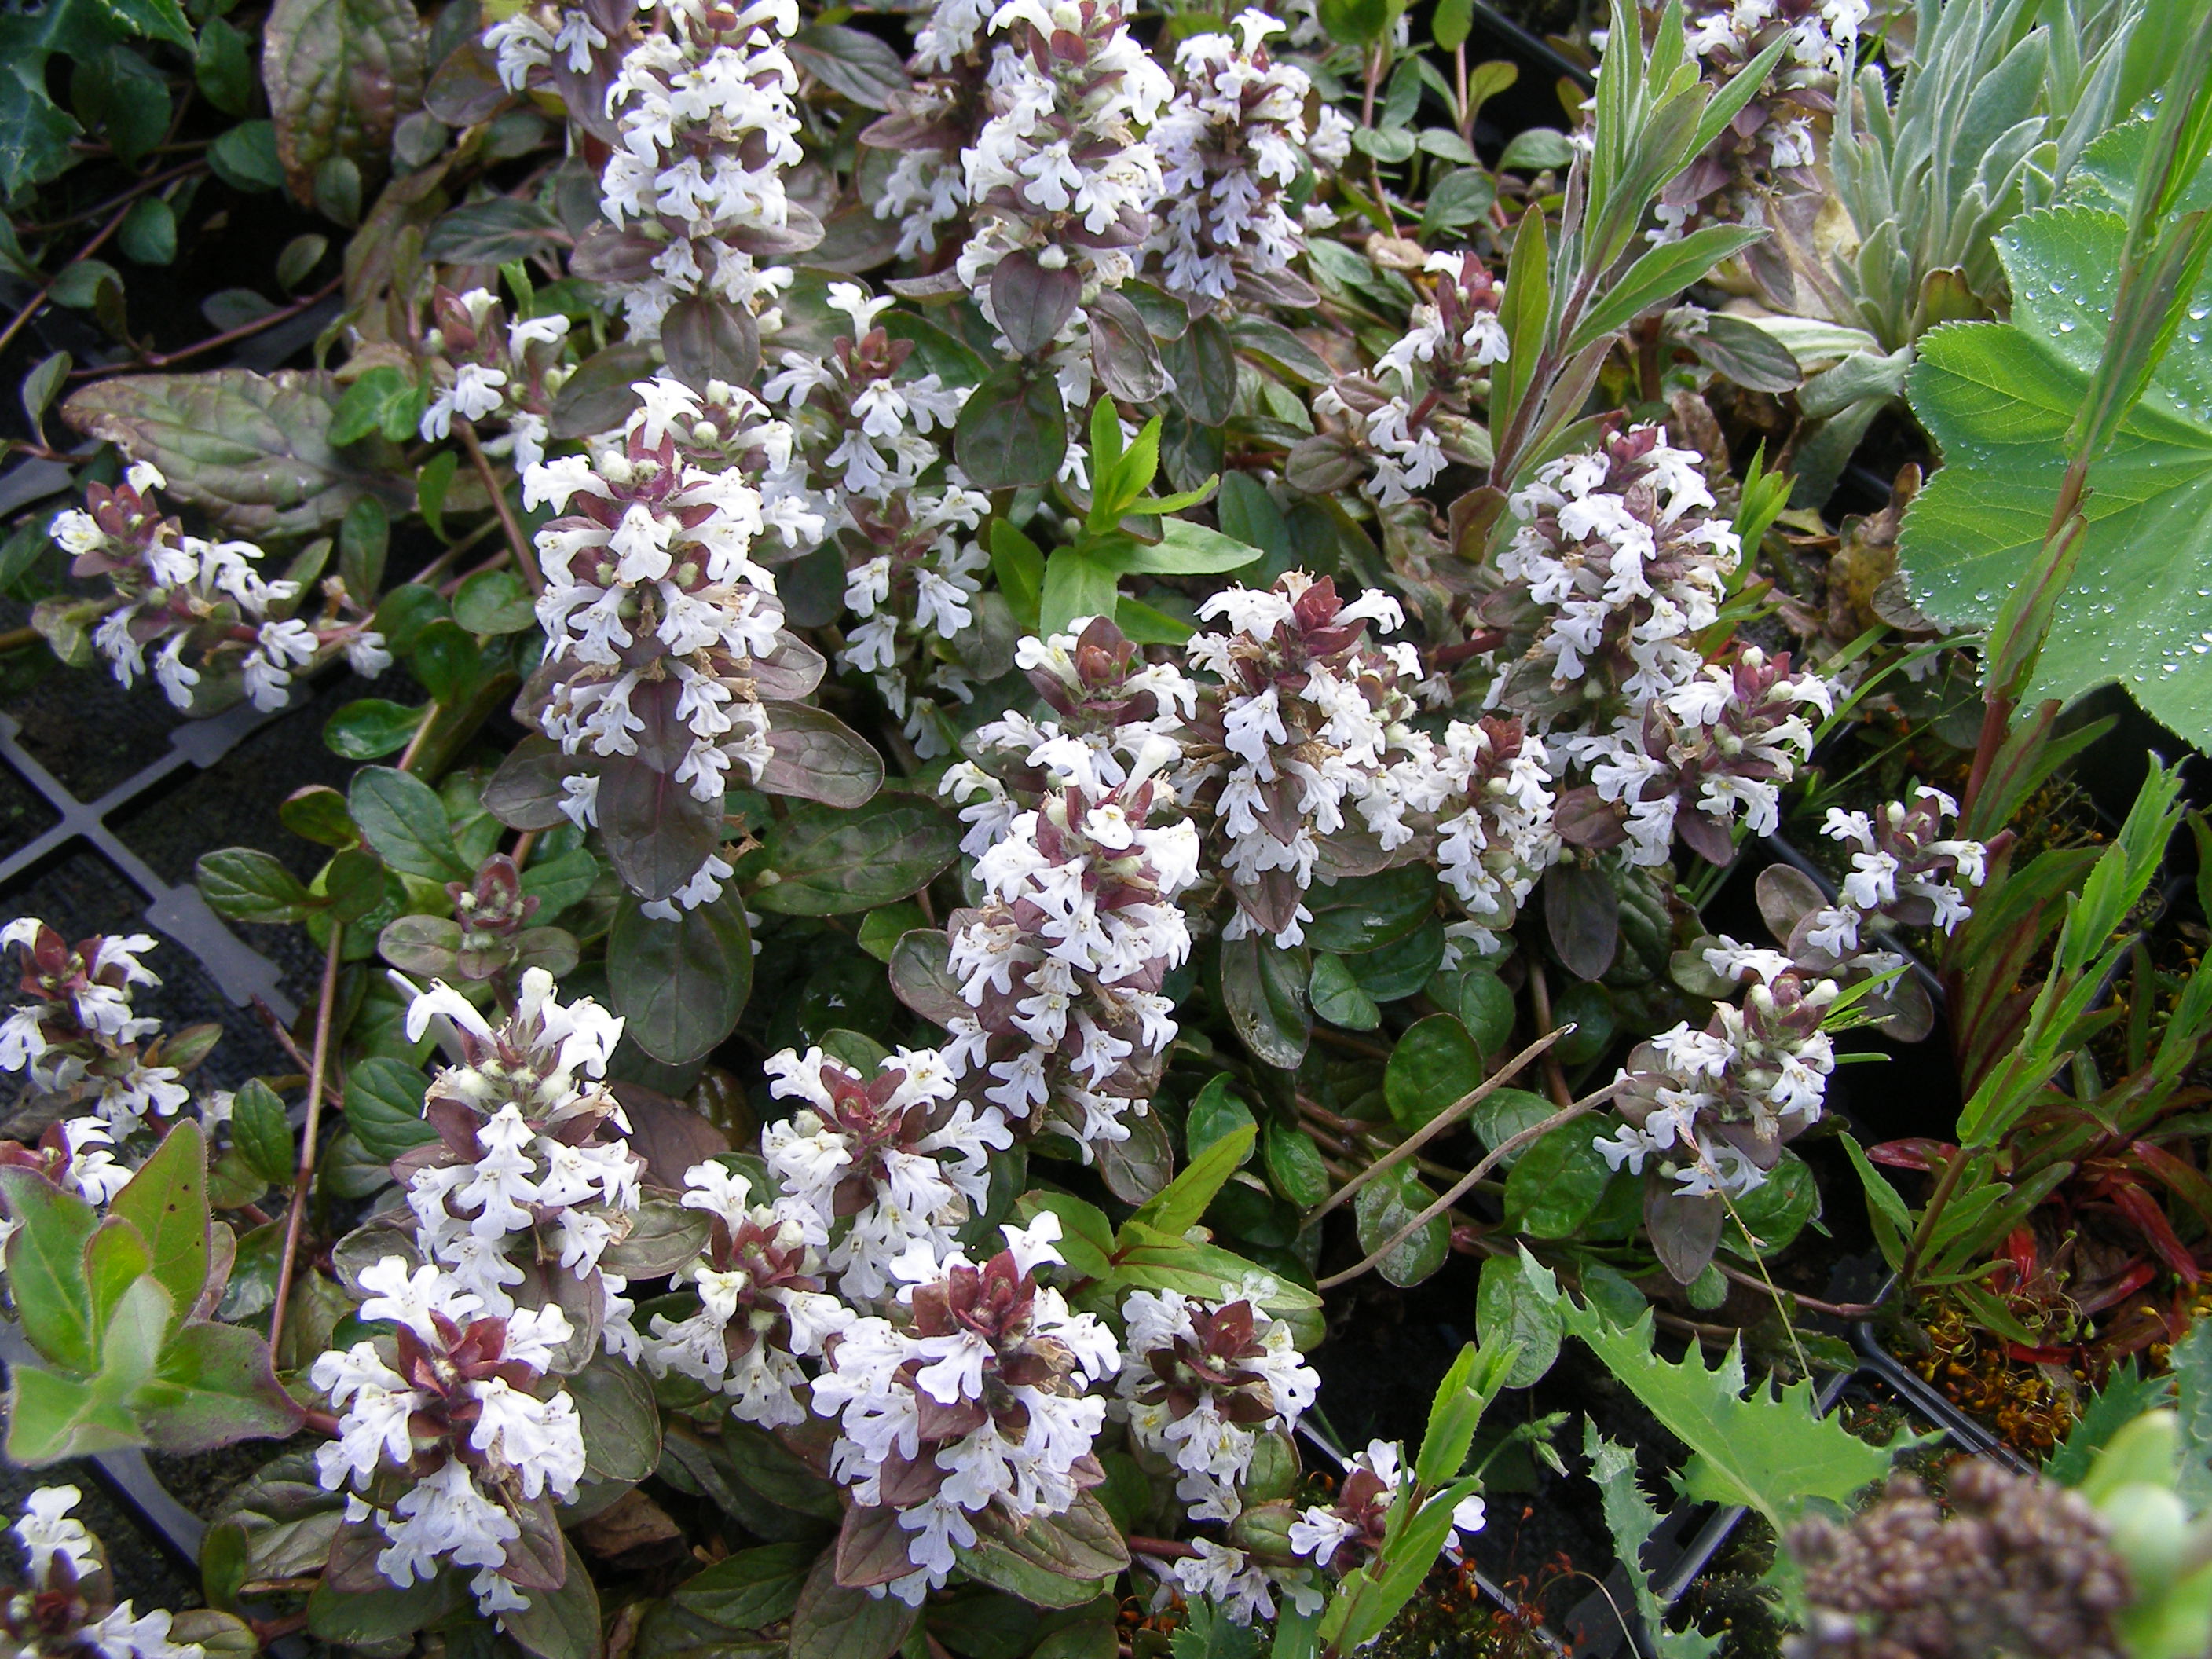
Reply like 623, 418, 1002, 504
1584, 1421, 1722, 1659
1899, 203, 2212, 748
1524, 1253, 1895, 1527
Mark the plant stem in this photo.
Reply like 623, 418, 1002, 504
1317, 1079, 1621, 1290
1309, 1026, 1578, 1222
69, 273, 343, 379
1712, 1260, 1884, 1320
266, 928, 343, 1363
459, 421, 543, 595
0, 625, 40, 654
397, 702, 441, 772
1126, 1536, 1201, 1560
20, 161, 207, 236
1524, 957, 1573, 1107
0, 204, 132, 364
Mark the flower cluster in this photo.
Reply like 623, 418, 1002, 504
1786, 1465, 2129, 1659
947, 617, 1198, 850
5, 1485, 203, 1659
1139, 1437, 1483, 1624
522, 376, 822, 910
394, 970, 643, 1327
1800, 789, 1987, 961
416, 286, 573, 474
1650, 0, 1865, 242
313, 1259, 587, 1618
51, 465, 387, 712
590, 0, 812, 337
762, 282, 987, 755
1482, 424, 1742, 730
485, 0, 627, 103
1566, 643, 1833, 866
956, 0, 1172, 305
1118, 1291, 1317, 1522
939, 769, 1199, 1155
1317, 252, 1509, 506
0, 921, 221, 1140
1175, 573, 1426, 947
863, 0, 997, 259
1599, 948, 1837, 1201
639, 1160, 851, 1425
762, 1043, 1009, 1301
1148, 12, 1342, 306
1356, 713, 1559, 956
811, 1215, 1119, 1604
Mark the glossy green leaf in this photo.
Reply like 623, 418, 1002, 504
607, 889, 754, 1064
1383, 1013, 1484, 1133
1353, 1163, 1448, 1287
753, 799, 960, 916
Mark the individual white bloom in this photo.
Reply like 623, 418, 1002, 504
14, 1485, 99, 1587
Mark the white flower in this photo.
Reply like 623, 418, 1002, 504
14, 1485, 99, 1587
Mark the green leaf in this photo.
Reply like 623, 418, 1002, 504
63, 368, 406, 539
196, 848, 317, 922
6, 1361, 143, 1463
1218, 936, 1309, 1070
84, 1218, 152, 1336
1106, 520, 1258, 578
1475, 1252, 1562, 1388
754, 799, 960, 916
990, 519, 1044, 632
1308, 952, 1381, 1030
1524, 1254, 1895, 1527
452, 569, 537, 635
135, 1319, 304, 1452
0, 0, 194, 196
2170, 1317, 2212, 1507
1501, 1120, 1615, 1239
1415, 1339, 1516, 1485
1039, 549, 1124, 640
569, 1352, 661, 1482
2047, 1359, 2175, 1490
196, 16, 252, 112
331, 367, 421, 447
280, 785, 357, 848
342, 1056, 435, 1161
324, 698, 427, 760
1262, 1120, 1331, 1209
108, 1119, 211, 1332
229, 1079, 296, 1186
1185, 1075, 1258, 1166
1130, 1122, 1258, 1240
789, 1547, 917, 1659
423, 199, 563, 264
1353, 1163, 1448, 1287
1013, 1192, 1116, 1279
1584, 1421, 1721, 1659
0, 1169, 99, 1371
954, 1492, 1127, 1609
607, 889, 754, 1064
348, 766, 468, 881
262, 0, 426, 202
1568, 225, 1767, 353
119, 196, 177, 266
1383, 1013, 1484, 1132
675, 1543, 817, 1630
307, 1565, 464, 1645
956, 363, 1067, 490
1900, 204, 2212, 746
1303, 868, 1437, 955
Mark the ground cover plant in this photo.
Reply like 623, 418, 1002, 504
5, 0, 2212, 1652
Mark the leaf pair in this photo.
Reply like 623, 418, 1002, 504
2, 1122, 303, 1465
